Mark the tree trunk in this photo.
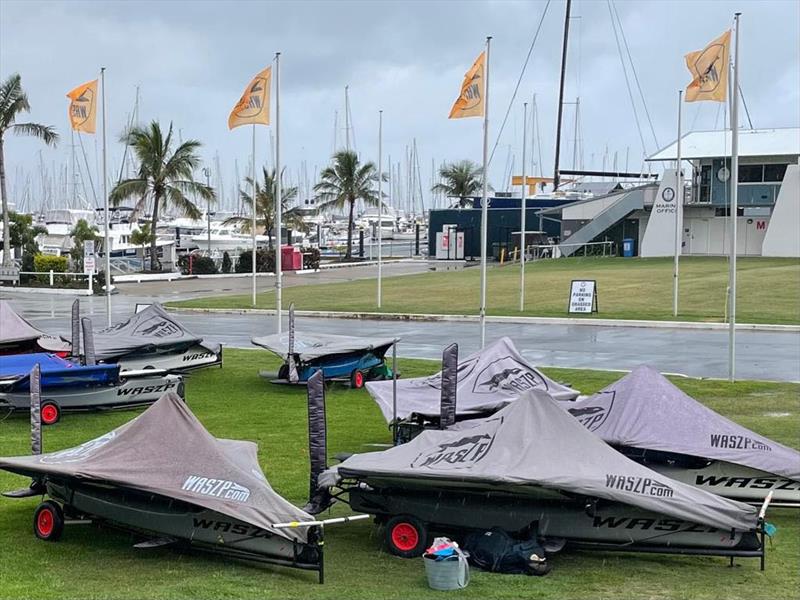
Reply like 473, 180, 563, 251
345, 198, 354, 259
0, 138, 10, 266
150, 195, 160, 271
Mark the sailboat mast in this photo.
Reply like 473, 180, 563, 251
552, 0, 572, 191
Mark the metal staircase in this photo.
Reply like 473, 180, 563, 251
558, 189, 646, 257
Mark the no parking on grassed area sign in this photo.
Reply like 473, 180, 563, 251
568, 280, 598, 314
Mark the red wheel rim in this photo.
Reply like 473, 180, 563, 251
391, 523, 419, 551
41, 405, 58, 424
37, 508, 54, 536
354, 371, 364, 388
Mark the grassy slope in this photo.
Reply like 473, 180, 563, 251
0, 350, 797, 599
168, 257, 800, 325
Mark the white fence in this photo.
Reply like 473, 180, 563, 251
17, 271, 96, 292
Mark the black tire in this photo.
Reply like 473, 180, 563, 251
40, 401, 61, 426
33, 500, 64, 541
278, 364, 289, 381
385, 515, 429, 558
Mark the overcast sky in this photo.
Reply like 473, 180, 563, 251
1, 0, 798, 212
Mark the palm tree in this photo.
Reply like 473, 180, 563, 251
130, 222, 153, 268
223, 167, 303, 250
431, 160, 484, 208
0, 74, 58, 265
314, 150, 383, 259
110, 121, 214, 271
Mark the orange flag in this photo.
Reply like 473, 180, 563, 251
685, 30, 731, 102
66, 79, 98, 134
448, 51, 486, 119
228, 66, 272, 129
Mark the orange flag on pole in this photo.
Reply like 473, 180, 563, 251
66, 79, 98, 134
448, 51, 486, 119
685, 30, 731, 102
228, 66, 272, 129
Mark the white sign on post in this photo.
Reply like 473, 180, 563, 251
83, 256, 96, 275
568, 280, 597, 314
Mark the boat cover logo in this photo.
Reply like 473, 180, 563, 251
473, 356, 546, 395
410, 419, 501, 470
182, 476, 251, 503
604, 474, 674, 498
420, 355, 480, 391
709, 434, 772, 452
40, 431, 117, 464
567, 391, 615, 431
132, 317, 182, 339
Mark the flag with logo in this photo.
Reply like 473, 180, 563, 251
448, 51, 486, 119
684, 30, 731, 102
66, 79, 98, 134
228, 66, 272, 129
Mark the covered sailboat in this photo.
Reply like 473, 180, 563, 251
252, 306, 396, 387
565, 366, 800, 506
365, 337, 578, 438
0, 392, 326, 581
0, 300, 70, 355
86, 304, 222, 372
0, 352, 183, 424
320, 389, 770, 566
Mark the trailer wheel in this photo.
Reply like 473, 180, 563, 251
350, 370, 365, 389
278, 364, 289, 381
386, 515, 428, 558
40, 402, 61, 426
34, 501, 64, 541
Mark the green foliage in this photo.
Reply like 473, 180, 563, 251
68, 219, 100, 271
302, 247, 321, 271
109, 121, 215, 271
8, 211, 45, 253
234, 248, 275, 274
223, 167, 301, 249
130, 222, 154, 249
314, 149, 383, 258
33, 253, 68, 284
177, 253, 218, 275
432, 160, 484, 207
221, 251, 232, 274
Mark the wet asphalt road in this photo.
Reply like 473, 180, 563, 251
5, 276, 799, 382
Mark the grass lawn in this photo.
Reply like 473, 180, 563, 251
0, 350, 797, 599
168, 256, 800, 324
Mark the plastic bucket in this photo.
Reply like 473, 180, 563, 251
424, 554, 470, 591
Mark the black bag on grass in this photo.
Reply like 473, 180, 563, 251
463, 527, 551, 576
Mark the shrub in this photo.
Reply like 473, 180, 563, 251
20, 252, 35, 284
177, 254, 217, 275
303, 247, 321, 271
235, 249, 275, 274
221, 251, 232, 274
33, 254, 68, 284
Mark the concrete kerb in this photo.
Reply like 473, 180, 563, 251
165, 306, 800, 333
0, 286, 94, 296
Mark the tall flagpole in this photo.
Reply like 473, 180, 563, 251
377, 109, 383, 308
251, 124, 257, 307
100, 67, 111, 327
519, 101, 527, 311
728, 13, 741, 381
479, 36, 492, 347
672, 90, 683, 317
275, 52, 282, 333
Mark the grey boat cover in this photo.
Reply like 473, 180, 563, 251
252, 331, 396, 362
328, 390, 758, 532
365, 337, 579, 423
0, 392, 312, 542
566, 365, 800, 481
89, 304, 220, 360
0, 301, 69, 351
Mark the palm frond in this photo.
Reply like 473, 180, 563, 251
11, 122, 58, 145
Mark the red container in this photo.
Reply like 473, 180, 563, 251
281, 246, 302, 271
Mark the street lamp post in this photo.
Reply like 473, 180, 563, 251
202, 167, 212, 256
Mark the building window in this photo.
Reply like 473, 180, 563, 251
738, 164, 763, 183
764, 164, 788, 182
